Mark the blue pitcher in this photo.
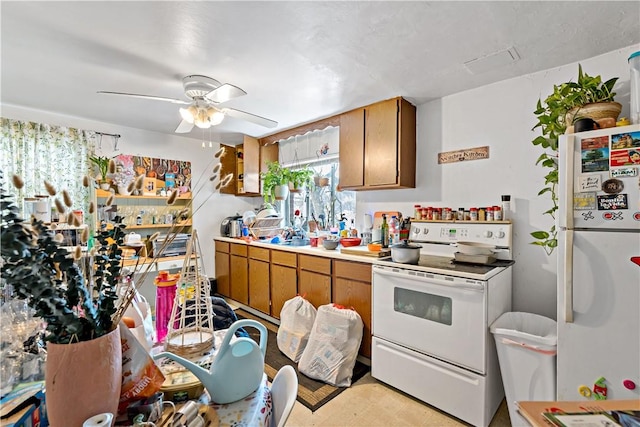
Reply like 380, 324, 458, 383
153, 319, 267, 404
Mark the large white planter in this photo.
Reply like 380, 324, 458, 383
274, 185, 289, 200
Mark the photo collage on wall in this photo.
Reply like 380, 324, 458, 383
113, 154, 192, 194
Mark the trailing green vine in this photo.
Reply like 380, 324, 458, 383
531, 65, 618, 255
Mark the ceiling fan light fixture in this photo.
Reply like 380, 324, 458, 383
179, 105, 198, 123
194, 109, 211, 129
207, 107, 225, 126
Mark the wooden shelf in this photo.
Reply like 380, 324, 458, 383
124, 220, 192, 229
412, 220, 512, 224
95, 189, 191, 200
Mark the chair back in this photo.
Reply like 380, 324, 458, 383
271, 365, 298, 427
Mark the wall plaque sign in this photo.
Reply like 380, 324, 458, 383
438, 146, 490, 164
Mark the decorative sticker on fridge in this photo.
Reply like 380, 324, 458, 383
610, 149, 640, 167
611, 130, 640, 149
577, 175, 601, 192
633, 212, 640, 221
602, 211, 624, 220
581, 136, 609, 172
611, 167, 638, 178
601, 178, 624, 194
580, 211, 595, 221
574, 192, 597, 210
597, 194, 628, 210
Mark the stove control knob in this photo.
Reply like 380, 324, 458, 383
483, 231, 493, 238
496, 231, 505, 238
422, 228, 429, 235
412, 228, 420, 235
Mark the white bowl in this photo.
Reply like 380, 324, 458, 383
454, 241, 497, 255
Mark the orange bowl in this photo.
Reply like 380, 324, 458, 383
367, 242, 382, 252
340, 237, 362, 247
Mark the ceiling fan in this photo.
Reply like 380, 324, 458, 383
98, 75, 278, 133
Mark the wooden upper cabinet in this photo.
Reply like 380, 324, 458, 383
339, 97, 416, 190
242, 136, 261, 194
339, 108, 365, 188
219, 137, 278, 197
219, 144, 237, 195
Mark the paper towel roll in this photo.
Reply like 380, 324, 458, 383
82, 412, 114, 427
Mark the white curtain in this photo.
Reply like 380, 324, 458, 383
278, 126, 339, 167
1, 118, 96, 215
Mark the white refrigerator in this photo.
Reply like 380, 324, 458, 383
557, 124, 640, 401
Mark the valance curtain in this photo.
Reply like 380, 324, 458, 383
0, 118, 96, 213
278, 126, 339, 167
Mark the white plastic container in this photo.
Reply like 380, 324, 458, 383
630, 51, 640, 125
490, 312, 557, 426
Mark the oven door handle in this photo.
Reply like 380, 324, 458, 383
373, 267, 484, 291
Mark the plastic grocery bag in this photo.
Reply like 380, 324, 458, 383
298, 304, 363, 387
277, 295, 317, 362
123, 292, 155, 352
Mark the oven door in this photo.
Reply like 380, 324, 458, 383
372, 264, 487, 373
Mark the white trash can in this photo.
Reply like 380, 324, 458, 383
490, 312, 557, 426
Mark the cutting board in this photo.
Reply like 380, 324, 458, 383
340, 246, 391, 258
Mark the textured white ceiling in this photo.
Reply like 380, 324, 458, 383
2, 1, 639, 143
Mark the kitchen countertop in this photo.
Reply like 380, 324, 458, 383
214, 236, 389, 264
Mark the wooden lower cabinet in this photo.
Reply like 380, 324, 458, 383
298, 254, 331, 309
249, 258, 270, 314
248, 247, 270, 314
229, 243, 248, 304
214, 241, 230, 297
270, 249, 298, 319
298, 270, 331, 309
333, 260, 372, 358
270, 264, 297, 318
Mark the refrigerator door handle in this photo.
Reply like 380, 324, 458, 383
563, 134, 575, 230
564, 229, 574, 323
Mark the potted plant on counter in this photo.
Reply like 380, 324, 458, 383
89, 155, 113, 190
261, 161, 290, 204
531, 65, 620, 254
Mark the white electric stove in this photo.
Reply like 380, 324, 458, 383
371, 221, 513, 427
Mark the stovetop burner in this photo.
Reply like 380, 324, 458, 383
376, 254, 512, 280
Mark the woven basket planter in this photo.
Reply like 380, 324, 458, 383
565, 101, 622, 125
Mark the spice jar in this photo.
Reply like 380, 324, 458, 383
486, 206, 494, 222
414, 205, 422, 220
432, 208, 441, 221
493, 206, 502, 221
457, 208, 464, 221
470, 208, 478, 221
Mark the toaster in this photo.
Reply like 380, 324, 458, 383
220, 215, 243, 237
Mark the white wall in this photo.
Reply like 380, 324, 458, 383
358, 44, 639, 319
0, 105, 264, 280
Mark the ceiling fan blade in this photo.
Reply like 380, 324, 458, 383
174, 119, 194, 133
204, 84, 247, 103
222, 108, 278, 128
97, 91, 190, 105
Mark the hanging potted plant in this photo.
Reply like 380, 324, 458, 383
288, 166, 314, 193
89, 155, 113, 190
261, 161, 290, 203
531, 65, 620, 254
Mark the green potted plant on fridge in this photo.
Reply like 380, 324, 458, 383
531, 65, 620, 254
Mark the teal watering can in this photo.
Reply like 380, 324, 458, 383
153, 319, 267, 404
